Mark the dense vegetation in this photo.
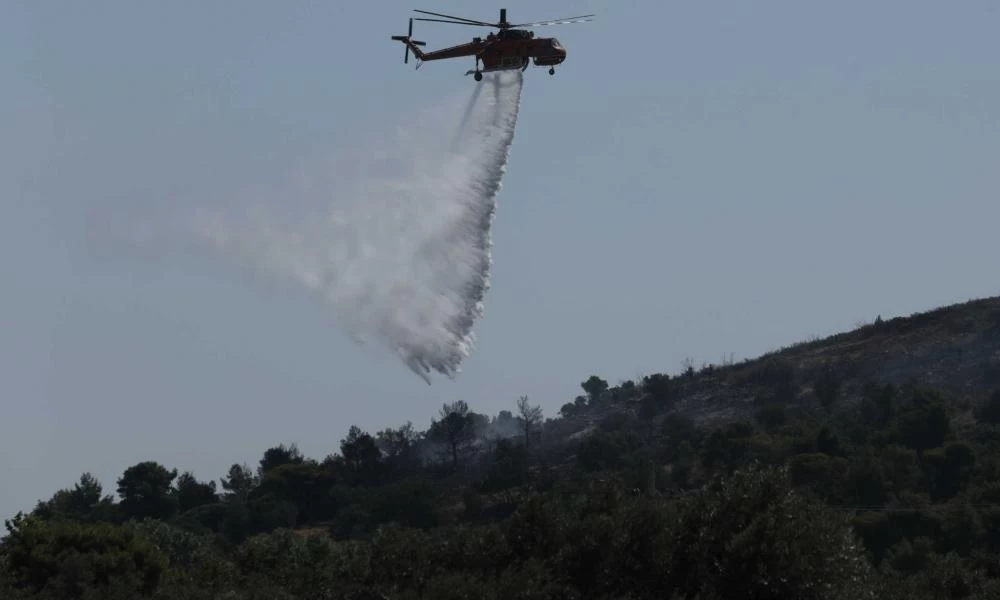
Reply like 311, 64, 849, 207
5, 299, 1000, 599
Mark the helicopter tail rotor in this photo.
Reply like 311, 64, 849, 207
391, 18, 427, 64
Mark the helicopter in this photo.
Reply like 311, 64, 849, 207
391, 8, 594, 81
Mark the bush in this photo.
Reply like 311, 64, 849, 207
2, 519, 168, 598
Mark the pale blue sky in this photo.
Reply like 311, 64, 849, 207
2, 0, 998, 518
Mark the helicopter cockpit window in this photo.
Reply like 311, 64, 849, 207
550, 38, 563, 49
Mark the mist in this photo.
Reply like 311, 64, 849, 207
182, 71, 525, 383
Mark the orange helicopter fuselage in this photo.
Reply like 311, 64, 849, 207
406, 30, 567, 72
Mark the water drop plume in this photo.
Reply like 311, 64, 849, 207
193, 71, 524, 383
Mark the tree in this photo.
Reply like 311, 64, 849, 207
757, 404, 787, 430
642, 373, 673, 410
560, 402, 578, 418
581, 376, 609, 406
847, 448, 887, 506
257, 443, 304, 477
576, 430, 642, 472
258, 461, 335, 523
478, 439, 530, 494
175, 471, 219, 513
470, 411, 491, 445
560, 396, 589, 418
338, 425, 384, 485
662, 412, 698, 459
116, 461, 178, 521
896, 395, 951, 452
69, 473, 103, 512
858, 383, 898, 434
925, 441, 976, 500
376, 422, 422, 476
370, 476, 441, 530
612, 379, 640, 404
32, 473, 117, 524
428, 401, 477, 468
517, 395, 543, 448
220, 463, 258, 502
670, 463, 872, 599
491, 410, 519, 440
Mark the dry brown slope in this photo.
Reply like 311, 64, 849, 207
663, 295, 1000, 428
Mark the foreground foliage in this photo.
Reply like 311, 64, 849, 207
4, 465, 882, 599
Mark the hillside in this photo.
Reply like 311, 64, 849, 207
552, 295, 1000, 435
5, 295, 1000, 600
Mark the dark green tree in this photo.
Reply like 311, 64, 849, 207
370, 476, 441, 530
428, 401, 476, 468
581, 375, 609, 406
662, 412, 698, 455
577, 430, 643, 472
376, 421, 422, 477
701, 421, 755, 471
642, 373, 673, 408
847, 448, 887, 506
217, 463, 257, 543
175, 471, 218, 514
559, 401, 580, 418
896, 396, 951, 452
478, 438, 530, 494
220, 463, 258, 501
670, 462, 872, 599
116, 461, 178, 521
337, 425, 384, 485
32, 473, 117, 524
257, 443, 304, 477
757, 404, 788, 430
925, 441, 976, 500
258, 461, 335, 523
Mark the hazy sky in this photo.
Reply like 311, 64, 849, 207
2, 0, 998, 518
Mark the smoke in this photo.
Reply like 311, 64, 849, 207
188, 71, 524, 383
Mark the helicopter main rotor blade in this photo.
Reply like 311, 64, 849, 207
413, 9, 493, 26
510, 14, 595, 27
413, 17, 497, 27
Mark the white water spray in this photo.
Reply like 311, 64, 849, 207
191, 71, 524, 383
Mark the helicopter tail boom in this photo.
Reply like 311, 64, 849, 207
391, 18, 427, 64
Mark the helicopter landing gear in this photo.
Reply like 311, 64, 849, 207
474, 71, 483, 81
548, 67, 555, 75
